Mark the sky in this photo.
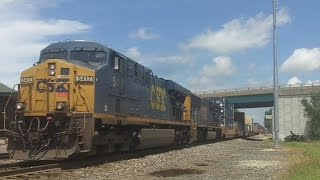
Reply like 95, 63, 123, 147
1, 0, 320, 125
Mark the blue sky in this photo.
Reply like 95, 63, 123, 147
1, 0, 320, 124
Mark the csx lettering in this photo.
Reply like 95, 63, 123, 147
20, 77, 33, 83
75, 76, 94, 82
150, 86, 167, 111
36, 79, 68, 93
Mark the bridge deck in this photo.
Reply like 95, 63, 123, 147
195, 84, 320, 108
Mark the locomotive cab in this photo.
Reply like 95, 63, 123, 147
7, 41, 106, 160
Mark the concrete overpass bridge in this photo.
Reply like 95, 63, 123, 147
195, 84, 320, 139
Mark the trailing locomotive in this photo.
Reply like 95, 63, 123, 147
5, 41, 236, 160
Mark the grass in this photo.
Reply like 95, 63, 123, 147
284, 141, 320, 180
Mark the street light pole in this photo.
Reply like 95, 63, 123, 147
273, 0, 280, 148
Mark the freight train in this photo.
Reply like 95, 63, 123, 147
4, 41, 243, 160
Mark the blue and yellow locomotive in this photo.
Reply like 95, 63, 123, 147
6, 41, 232, 160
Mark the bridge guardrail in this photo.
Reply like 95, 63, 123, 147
194, 83, 320, 95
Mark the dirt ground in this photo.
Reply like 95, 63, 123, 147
37, 138, 292, 180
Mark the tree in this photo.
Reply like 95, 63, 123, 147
301, 91, 320, 139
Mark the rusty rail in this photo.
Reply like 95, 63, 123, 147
0, 163, 61, 179
0, 152, 9, 159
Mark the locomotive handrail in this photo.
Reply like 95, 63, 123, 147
2, 84, 20, 136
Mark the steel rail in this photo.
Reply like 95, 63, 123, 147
0, 163, 61, 179
0, 152, 9, 159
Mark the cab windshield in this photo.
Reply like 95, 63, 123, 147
40, 51, 68, 61
70, 50, 106, 64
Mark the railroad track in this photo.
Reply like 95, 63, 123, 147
0, 163, 61, 179
0, 140, 219, 179
0, 152, 9, 159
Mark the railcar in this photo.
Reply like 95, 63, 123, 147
5, 41, 233, 160
234, 111, 245, 137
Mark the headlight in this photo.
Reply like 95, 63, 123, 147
48, 63, 56, 76
49, 64, 55, 70
56, 102, 66, 111
49, 69, 55, 76
16, 102, 24, 110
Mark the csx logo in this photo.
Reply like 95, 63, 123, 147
75, 76, 94, 83
36, 79, 68, 93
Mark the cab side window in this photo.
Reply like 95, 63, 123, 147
110, 54, 122, 72
114, 56, 120, 71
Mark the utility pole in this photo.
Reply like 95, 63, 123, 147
273, 0, 280, 148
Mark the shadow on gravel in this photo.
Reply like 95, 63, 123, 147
194, 163, 209, 166
149, 168, 204, 177
58, 141, 217, 170
1, 141, 217, 178
243, 136, 272, 141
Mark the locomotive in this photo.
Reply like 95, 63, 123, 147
5, 41, 236, 160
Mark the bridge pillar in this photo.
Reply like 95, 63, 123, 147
278, 95, 310, 140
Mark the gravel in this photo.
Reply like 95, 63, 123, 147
38, 138, 290, 180
0, 141, 22, 165
0, 144, 7, 153
0, 141, 23, 166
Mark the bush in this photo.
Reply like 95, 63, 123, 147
301, 91, 320, 139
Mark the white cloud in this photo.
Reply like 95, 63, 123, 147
286, 77, 320, 86
202, 56, 235, 77
125, 47, 142, 60
306, 80, 320, 85
182, 8, 291, 54
129, 27, 159, 40
281, 48, 320, 73
0, 0, 64, 20
0, 0, 90, 87
155, 56, 192, 64
189, 56, 235, 90
125, 46, 192, 65
287, 77, 302, 86
124, 46, 194, 85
